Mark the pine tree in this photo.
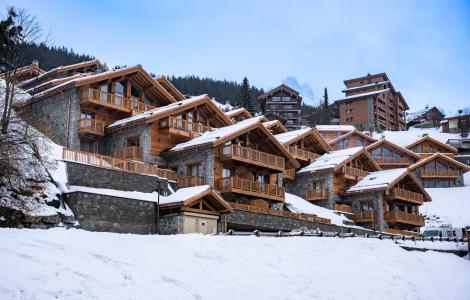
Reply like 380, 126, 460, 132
323, 87, 329, 108
320, 87, 331, 125
240, 77, 256, 114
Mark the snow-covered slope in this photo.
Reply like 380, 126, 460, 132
0, 228, 469, 300
422, 172, 470, 228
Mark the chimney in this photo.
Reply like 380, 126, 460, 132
32, 60, 39, 67
422, 133, 429, 137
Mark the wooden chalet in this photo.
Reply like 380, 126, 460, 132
155, 76, 186, 101
106, 94, 233, 160
405, 135, 458, 158
315, 125, 356, 143
225, 108, 253, 123
408, 153, 470, 188
328, 129, 376, 150
159, 185, 233, 234
2, 60, 45, 82
164, 117, 300, 209
366, 139, 421, 169
263, 120, 288, 135
288, 147, 381, 210
274, 128, 331, 181
346, 168, 430, 234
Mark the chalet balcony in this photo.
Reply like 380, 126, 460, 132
177, 176, 205, 188
287, 146, 320, 162
386, 188, 424, 205
421, 170, 460, 178
115, 146, 142, 161
217, 177, 285, 202
354, 211, 375, 223
334, 203, 353, 214
305, 189, 328, 201
80, 88, 156, 114
341, 166, 368, 180
283, 168, 296, 180
217, 144, 285, 172
385, 210, 425, 227
373, 156, 412, 166
159, 117, 211, 139
384, 228, 422, 237
78, 118, 105, 136
62, 148, 177, 182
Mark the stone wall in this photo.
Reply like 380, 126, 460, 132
65, 192, 157, 234
101, 124, 154, 164
341, 191, 386, 231
66, 161, 165, 193
164, 147, 214, 187
18, 89, 81, 149
159, 213, 184, 235
220, 210, 372, 235
286, 171, 338, 209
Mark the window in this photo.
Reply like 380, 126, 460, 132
371, 147, 381, 157
80, 139, 98, 153
127, 137, 140, 147
115, 81, 126, 95
272, 96, 281, 101
356, 138, 364, 147
187, 163, 201, 176
284, 104, 294, 109
282, 96, 291, 102
80, 111, 95, 120
383, 147, 393, 157
222, 167, 232, 178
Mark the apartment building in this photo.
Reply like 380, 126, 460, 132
258, 84, 302, 131
335, 73, 408, 131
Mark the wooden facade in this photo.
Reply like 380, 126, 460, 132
366, 139, 421, 169
405, 135, 458, 158
328, 129, 376, 151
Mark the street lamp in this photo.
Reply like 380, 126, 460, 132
155, 178, 168, 235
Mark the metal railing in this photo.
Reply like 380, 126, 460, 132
217, 144, 285, 169
62, 148, 177, 181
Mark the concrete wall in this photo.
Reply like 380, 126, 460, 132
65, 192, 157, 234
220, 210, 372, 235
66, 161, 163, 193
19, 89, 81, 149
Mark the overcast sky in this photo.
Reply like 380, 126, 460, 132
6, 0, 470, 113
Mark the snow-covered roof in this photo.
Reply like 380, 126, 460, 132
284, 193, 347, 226
274, 128, 312, 145
298, 147, 363, 173
341, 80, 389, 93
347, 168, 408, 193
336, 89, 389, 102
107, 95, 208, 129
372, 128, 460, 147
315, 125, 356, 132
225, 108, 252, 118
159, 185, 210, 205
171, 116, 265, 152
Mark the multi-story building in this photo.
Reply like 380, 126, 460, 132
335, 73, 408, 131
258, 84, 302, 131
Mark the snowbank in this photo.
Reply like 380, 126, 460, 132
0, 228, 469, 300
422, 172, 470, 228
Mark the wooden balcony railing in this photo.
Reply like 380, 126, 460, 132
217, 177, 284, 201
282, 169, 296, 180
228, 202, 331, 225
373, 156, 412, 165
115, 146, 142, 160
159, 117, 211, 136
384, 210, 425, 227
388, 188, 424, 204
217, 144, 285, 171
334, 203, 353, 214
342, 166, 368, 179
62, 148, 177, 182
305, 189, 328, 201
77, 118, 105, 136
354, 211, 375, 223
287, 146, 320, 161
421, 170, 460, 178
177, 176, 205, 188
384, 228, 422, 237
81, 88, 156, 114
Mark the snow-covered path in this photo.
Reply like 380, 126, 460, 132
0, 228, 469, 300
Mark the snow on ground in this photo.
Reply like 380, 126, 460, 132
285, 193, 348, 226
422, 172, 470, 228
372, 127, 460, 147
0, 228, 469, 300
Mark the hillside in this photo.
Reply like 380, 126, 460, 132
0, 228, 469, 300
